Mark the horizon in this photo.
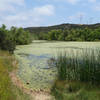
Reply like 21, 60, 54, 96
24, 22, 100, 28
0, 0, 100, 28
1, 22, 100, 29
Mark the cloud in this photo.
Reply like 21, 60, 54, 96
33, 5, 55, 16
0, 0, 25, 12
0, 4, 55, 28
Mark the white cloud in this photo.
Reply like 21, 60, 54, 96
0, 0, 55, 28
0, 5, 55, 28
0, 0, 25, 12
33, 5, 55, 16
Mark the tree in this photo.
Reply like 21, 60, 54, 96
48, 30, 62, 40
0, 25, 32, 53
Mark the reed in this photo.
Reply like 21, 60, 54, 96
55, 49, 100, 84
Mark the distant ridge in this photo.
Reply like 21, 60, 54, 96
24, 23, 100, 34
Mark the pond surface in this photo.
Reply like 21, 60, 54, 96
14, 40, 100, 91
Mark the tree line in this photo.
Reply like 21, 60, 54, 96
37, 27, 100, 41
0, 24, 32, 53
0, 24, 100, 53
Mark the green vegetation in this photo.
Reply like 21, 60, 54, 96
0, 51, 31, 100
45, 28, 100, 41
15, 41, 100, 92
0, 24, 32, 99
52, 81, 100, 100
52, 49, 100, 100
55, 49, 100, 84
25, 23, 100, 41
1, 22, 100, 100
25, 23, 100, 35
0, 24, 32, 53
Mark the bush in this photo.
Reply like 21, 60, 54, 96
0, 24, 32, 53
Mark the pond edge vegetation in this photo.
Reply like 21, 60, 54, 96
51, 49, 100, 100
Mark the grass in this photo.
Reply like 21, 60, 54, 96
52, 49, 100, 100
0, 50, 31, 100
52, 80, 100, 100
55, 49, 100, 84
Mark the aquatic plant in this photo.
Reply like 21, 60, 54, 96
55, 49, 100, 84
15, 41, 100, 91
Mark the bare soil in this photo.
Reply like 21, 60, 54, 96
9, 70, 54, 100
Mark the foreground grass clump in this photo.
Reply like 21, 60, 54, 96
52, 49, 100, 100
0, 51, 31, 100
52, 80, 100, 100
55, 49, 100, 84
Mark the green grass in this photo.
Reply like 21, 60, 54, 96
0, 51, 31, 100
52, 49, 100, 100
55, 49, 100, 84
52, 80, 100, 100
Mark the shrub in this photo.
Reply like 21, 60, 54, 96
0, 24, 32, 53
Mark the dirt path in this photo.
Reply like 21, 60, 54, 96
9, 70, 54, 100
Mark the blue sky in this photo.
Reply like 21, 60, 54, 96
0, 0, 100, 28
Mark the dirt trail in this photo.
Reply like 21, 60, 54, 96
9, 70, 54, 100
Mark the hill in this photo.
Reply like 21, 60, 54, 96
24, 23, 100, 34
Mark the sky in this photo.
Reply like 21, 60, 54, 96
0, 0, 100, 28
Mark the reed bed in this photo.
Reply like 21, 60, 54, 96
55, 49, 100, 84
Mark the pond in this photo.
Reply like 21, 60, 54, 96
14, 40, 100, 91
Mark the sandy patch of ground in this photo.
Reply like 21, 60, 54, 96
9, 70, 54, 100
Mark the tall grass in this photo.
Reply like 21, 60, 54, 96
52, 49, 100, 100
55, 49, 100, 84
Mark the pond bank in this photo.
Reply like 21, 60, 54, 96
10, 70, 54, 100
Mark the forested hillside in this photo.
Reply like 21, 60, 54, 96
25, 23, 100, 41
25, 23, 100, 34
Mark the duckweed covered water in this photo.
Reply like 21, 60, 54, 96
14, 40, 100, 91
